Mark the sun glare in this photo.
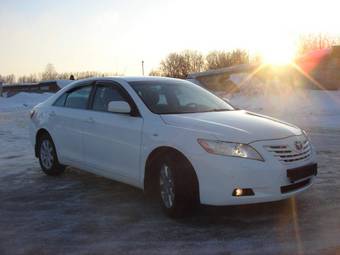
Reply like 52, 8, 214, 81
259, 40, 297, 66
262, 50, 294, 65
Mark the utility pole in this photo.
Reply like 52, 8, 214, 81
141, 60, 145, 76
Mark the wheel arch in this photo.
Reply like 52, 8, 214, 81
143, 146, 199, 199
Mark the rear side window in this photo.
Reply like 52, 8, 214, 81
64, 86, 92, 109
92, 85, 126, 112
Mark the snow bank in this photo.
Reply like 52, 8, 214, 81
224, 72, 340, 129
228, 90, 340, 129
0, 92, 53, 112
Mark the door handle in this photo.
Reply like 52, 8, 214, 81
49, 111, 56, 117
85, 117, 95, 124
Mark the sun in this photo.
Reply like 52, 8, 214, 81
261, 48, 295, 66
258, 40, 297, 66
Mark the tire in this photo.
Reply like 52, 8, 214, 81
38, 133, 65, 176
157, 154, 198, 218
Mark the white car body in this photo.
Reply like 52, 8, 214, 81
29, 77, 317, 206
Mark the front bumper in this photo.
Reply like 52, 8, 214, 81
189, 137, 317, 206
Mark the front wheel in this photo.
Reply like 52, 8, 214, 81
158, 155, 198, 218
38, 134, 65, 176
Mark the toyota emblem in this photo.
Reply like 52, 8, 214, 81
295, 141, 303, 151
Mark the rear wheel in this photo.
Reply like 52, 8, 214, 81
38, 134, 65, 176
157, 154, 198, 218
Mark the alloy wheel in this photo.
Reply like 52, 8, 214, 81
40, 139, 54, 169
159, 164, 175, 209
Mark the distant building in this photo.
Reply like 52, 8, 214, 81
187, 64, 257, 94
2, 80, 73, 97
296, 46, 340, 90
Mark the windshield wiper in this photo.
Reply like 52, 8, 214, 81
159, 109, 233, 114
207, 109, 232, 112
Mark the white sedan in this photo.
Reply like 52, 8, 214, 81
29, 77, 317, 218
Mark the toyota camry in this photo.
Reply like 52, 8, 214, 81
29, 77, 317, 218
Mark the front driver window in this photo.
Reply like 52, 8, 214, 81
64, 86, 92, 109
92, 85, 126, 112
54, 93, 68, 107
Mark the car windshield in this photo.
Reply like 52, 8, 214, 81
129, 79, 234, 114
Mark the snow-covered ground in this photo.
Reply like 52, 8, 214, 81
0, 91, 340, 254
0, 92, 53, 112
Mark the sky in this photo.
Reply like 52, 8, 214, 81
0, 0, 339, 76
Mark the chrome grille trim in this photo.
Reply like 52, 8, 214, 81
264, 140, 311, 164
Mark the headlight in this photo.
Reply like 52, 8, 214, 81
197, 139, 264, 161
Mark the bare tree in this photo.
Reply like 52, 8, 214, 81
182, 50, 205, 74
17, 74, 38, 83
149, 69, 162, 76
41, 63, 57, 81
206, 51, 232, 70
56, 71, 122, 80
298, 33, 340, 56
159, 50, 205, 78
0, 74, 16, 84
1, 65, 124, 85
160, 53, 183, 78
206, 49, 249, 70
229, 49, 249, 65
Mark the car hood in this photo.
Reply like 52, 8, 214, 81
160, 110, 302, 144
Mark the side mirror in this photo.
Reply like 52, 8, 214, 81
107, 101, 131, 114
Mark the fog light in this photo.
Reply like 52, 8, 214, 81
232, 188, 254, 196
235, 188, 243, 196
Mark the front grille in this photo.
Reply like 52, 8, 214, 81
264, 140, 311, 164
281, 178, 311, 193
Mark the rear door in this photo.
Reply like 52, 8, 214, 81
49, 82, 94, 166
82, 80, 143, 185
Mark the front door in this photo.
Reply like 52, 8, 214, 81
82, 81, 143, 185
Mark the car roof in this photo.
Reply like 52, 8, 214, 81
120, 76, 181, 82
73, 76, 182, 84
